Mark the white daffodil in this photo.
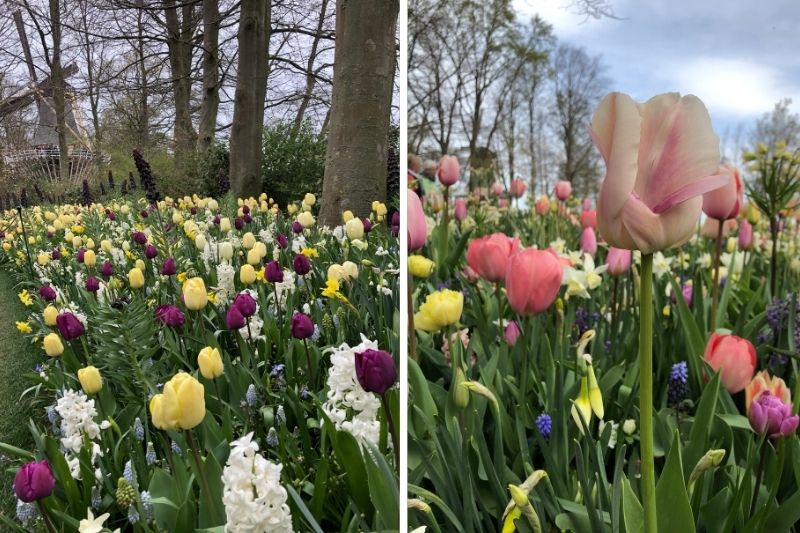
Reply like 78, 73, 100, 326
563, 254, 607, 299
78, 509, 117, 533
720, 252, 744, 276
652, 252, 673, 278
696, 253, 712, 269
549, 237, 566, 254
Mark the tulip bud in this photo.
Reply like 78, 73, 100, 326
504, 321, 521, 346
452, 368, 470, 408
43, 306, 58, 326
265, 261, 283, 283
233, 292, 257, 318
291, 312, 315, 339
43, 333, 64, 356
84, 249, 97, 267
218, 242, 233, 260
345, 218, 365, 240
183, 277, 208, 310
78, 366, 103, 394
240, 264, 256, 285
293, 254, 311, 275
128, 268, 145, 289
197, 347, 224, 380
226, 305, 247, 330
14, 460, 55, 503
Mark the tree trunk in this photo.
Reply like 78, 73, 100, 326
136, 1, 150, 149
229, 0, 270, 199
197, 0, 220, 151
292, 0, 328, 133
319, 0, 399, 226
49, 0, 70, 182
164, 0, 197, 176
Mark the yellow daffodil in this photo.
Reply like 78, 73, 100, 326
321, 278, 349, 303
301, 247, 318, 258
18, 290, 33, 306
16, 321, 32, 334
414, 289, 463, 332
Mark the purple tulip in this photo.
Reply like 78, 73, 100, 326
291, 312, 314, 339
243, 213, 253, 224
51, 248, 61, 260
265, 261, 284, 283
56, 312, 85, 341
76, 248, 85, 263
133, 231, 147, 245
39, 285, 57, 302
144, 244, 158, 259
390, 212, 400, 237
155, 305, 185, 328
140, 209, 149, 218
213, 215, 221, 225
100, 261, 114, 278
190, 207, 197, 215
293, 254, 311, 275
362, 218, 373, 234
277, 234, 289, 249
47, 231, 54, 239
85, 276, 100, 293
233, 292, 257, 318
0, 231, 4, 239
682, 284, 693, 306
749, 392, 800, 438
106, 210, 116, 221
161, 257, 177, 276
14, 460, 55, 503
226, 305, 247, 330
234, 218, 244, 230
354, 349, 397, 395
242, 205, 250, 215
292, 221, 303, 234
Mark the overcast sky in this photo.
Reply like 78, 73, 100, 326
515, 0, 800, 141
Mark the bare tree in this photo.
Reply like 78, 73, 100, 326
319, 0, 399, 225
196, 0, 220, 151
751, 98, 800, 151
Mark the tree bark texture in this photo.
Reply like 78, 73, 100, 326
197, 0, 220, 151
48, 0, 70, 182
164, 0, 197, 176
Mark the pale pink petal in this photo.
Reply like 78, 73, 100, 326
635, 94, 721, 209
621, 194, 702, 254
652, 173, 729, 214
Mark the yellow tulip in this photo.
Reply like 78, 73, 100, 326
240, 264, 256, 285
43, 333, 64, 357
304, 193, 316, 206
408, 255, 435, 278
297, 211, 315, 228
342, 261, 359, 279
197, 347, 224, 380
183, 277, 208, 310
37, 253, 50, 266
135, 259, 145, 271
218, 242, 233, 260
43, 306, 59, 326
345, 218, 364, 240
246, 248, 261, 265
85, 238, 95, 250
414, 289, 464, 331
128, 268, 145, 288
160, 372, 206, 430
84, 249, 97, 267
2, 243, 11, 252
220, 217, 232, 232
342, 210, 354, 222
242, 232, 256, 249
327, 264, 346, 281
254, 242, 267, 259
72, 236, 82, 248
195, 233, 207, 251
101, 240, 112, 253
78, 366, 103, 394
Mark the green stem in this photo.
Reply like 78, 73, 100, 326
750, 439, 768, 517
303, 338, 314, 387
639, 253, 657, 532
36, 500, 57, 533
380, 393, 400, 473
186, 429, 216, 516
710, 220, 723, 331
408, 274, 417, 361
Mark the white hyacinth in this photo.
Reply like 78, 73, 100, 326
222, 432, 294, 533
55, 390, 101, 453
323, 335, 382, 446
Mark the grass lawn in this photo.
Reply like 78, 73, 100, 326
0, 270, 39, 520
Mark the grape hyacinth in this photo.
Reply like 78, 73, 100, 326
245, 384, 258, 407
536, 413, 552, 441
668, 361, 690, 408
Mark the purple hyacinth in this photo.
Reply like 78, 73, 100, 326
536, 413, 552, 441
668, 361, 689, 408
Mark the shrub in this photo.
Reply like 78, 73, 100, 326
261, 121, 326, 208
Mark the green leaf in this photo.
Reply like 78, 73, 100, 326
684, 372, 721, 479
656, 431, 695, 533
287, 485, 325, 533
621, 476, 643, 533
363, 442, 399, 529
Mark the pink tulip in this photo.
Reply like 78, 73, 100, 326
702, 164, 743, 221
580, 210, 597, 229
738, 220, 753, 250
580, 227, 597, 255
491, 182, 504, 196
466, 233, 520, 282
437, 155, 460, 186
504, 321, 521, 346
605, 247, 631, 276
704, 332, 756, 393
505, 249, 563, 315
408, 190, 427, 252
748, 392, 799, 438
510, 178, 526, 198
555, 180, 572, 201
461, 265, 480, 283
701, 217, 738, 239
454, 198, 467, 221
582, 198, 592, 211
535, 197, 550, 215
498, 198, 509, 208
590, 92, 726, 253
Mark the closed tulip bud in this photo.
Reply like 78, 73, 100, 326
509, 178, 526, 198
240, 264, 256, 285
155, 305, 185, 327
242, 232, 256, 249
85, 276, 100, 293
292, 221, 303, 234
78, 366, 103, 394
247, 248, 261, 265
150, 372, 205, 430
56, 312, 84, 340
580, 210, 597, 229
84, 249, 97, 267
702, 164, 743, 221
304, 193, 316, 206
454, 198, 468, 221
555, 180, 572, 201
293, 254, 311, 275
197, 347, 224, 380
218, 242, 233, 260
504, 321, 521, 346
14, 460, 55, 503
328, 264, 346, 281
128, 268, 145, 289
354, 349, 397, 395
85, 238, 95, 249
75, 248, 85, 263
132, 231, 147, 245
342, 210, 354, 222
144, 244, 158, 259
233, 292, 257, 317
101, 239, 112, 253
297, 211, 315, 228
195, 233, 207, 250
72, 236, 82, 248
226, 304, 247, 330
580, 227, 598, 256
704, 332, 756, 393
254, 242, 267, 259
39, 285, 57, 301
100, 261, 114, 278
135, 259, 146, 271
466, 233, 520, 282
43, 305, 58, 326
437, 155, 460, 186
738, 220, 753, 250
220, 217, 231, 232
276, 234, 288, 249
291, 312, 315, 339
452, 367, 470, 408
506, 249, 563, 316
342, 261, 358, 279
265, 261, 284, 283
346, 217, 365, 240
161, 257, 177, 276
605, 247, 631, 276
43, 333, 64, 356
183, 277, 208, 310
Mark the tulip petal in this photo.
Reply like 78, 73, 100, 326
780, 415, 799, 437
651, 173, 729, 214
635, 93, 721, 210
621, 194, 703, 254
